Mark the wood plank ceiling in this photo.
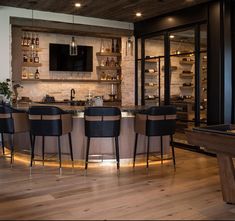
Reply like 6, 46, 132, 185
0, 0, 211, 22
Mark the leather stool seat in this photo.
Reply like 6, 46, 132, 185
29, 106, 74, 175
133, 106, 177, 168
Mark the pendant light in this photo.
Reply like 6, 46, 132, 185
70, 11, 78, 56
29, 0, 37, 50
126, 24, 133, 56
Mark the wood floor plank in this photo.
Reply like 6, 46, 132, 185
0, 149, 235, 220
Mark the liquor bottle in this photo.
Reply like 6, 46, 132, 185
111, 39, 115, 53
115, 39, 119, 53
35, 69, 40, 79
23, 32, 27, 46
29, 52, 33, 63
23, 53, 28, 63
110, 57, 115, 67
31, 33, 35, 46
105, 57, 110, 66
35, 34, 39, 48
27, 33, 31, 46
34, 51, 39, 63
21, 32, 24, 46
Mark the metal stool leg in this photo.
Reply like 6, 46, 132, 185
147, 136, 150, 168
1, 133, 5, 155
9, 134, 14, 167
115, 137, 120, 170
133, 133, 138, 168
42, 136, 45, 167
57, 136, 62, 175
85, 137, 90, 170
30, 135, 36, 176
68, 133, 74, 169
160, 136, 163, 164
171, 135, 176, 169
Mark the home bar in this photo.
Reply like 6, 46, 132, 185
0, 0, 235, 220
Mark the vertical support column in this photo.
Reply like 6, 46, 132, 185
164, 32, 170, 105
208, 0, 232, 125
141, 38, 145, 105
195, 25, 201, 127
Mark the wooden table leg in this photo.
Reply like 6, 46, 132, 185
217, 152, 235, 204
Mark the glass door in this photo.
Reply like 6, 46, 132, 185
136, 24, 208, 147
169, 28, 196, 144
144, 35, 165, 106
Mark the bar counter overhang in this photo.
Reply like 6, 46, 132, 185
9, 103, 170, 163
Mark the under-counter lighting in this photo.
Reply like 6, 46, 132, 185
136, 12, 142, 17
75, 3, 81, 7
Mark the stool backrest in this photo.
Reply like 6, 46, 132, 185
146, 106, 176, 136
84, 107, 121, 137
29, 106, 72, 136
0, 104, 29, 134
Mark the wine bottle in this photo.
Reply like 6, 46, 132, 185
105, 57, 110, 66
35, 34, 39, 47
35, 69, 40, 79
31, 33, 35, 46
27, 33, 31, 46
115, 39, 119, 53
34, 51, 39, 63
111, 39, 115, 53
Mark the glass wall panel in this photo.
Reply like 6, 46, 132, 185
200, 24, 207, 125
169, 28, 196, 144
144, 35, 165, 106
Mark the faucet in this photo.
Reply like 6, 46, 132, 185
70, 89, 76, 101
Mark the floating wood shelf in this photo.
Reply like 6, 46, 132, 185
180, 86, 194, 89
96, 52, 121, 57
97, 66, 121, 70
20, 79, 122, 84
21, 46, 42, 52
145, 59, 158, 63
22, 62, 42, 67
179, 60, 195, 65
180, 74, 194, 78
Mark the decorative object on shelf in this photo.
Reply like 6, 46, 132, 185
0, 79, 12, 103
69, 11, 78, 56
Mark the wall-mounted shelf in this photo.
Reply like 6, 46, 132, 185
179, 61, 195, 65
22, 62, 42, 67
180, 74, 194, 78
180, 86, 194, 89
21, 46, 42, 52
96, 52, 121, 57
20, 79, 121, 84
97, 66, 121, 71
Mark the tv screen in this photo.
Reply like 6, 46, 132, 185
49, 44, 93, 72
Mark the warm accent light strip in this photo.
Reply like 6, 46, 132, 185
1, 149, 171, 169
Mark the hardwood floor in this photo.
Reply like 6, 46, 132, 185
0, 149, 235, 220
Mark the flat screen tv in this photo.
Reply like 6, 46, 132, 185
49, 43, 93, 72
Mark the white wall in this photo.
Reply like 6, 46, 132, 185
0, 6, 133, 81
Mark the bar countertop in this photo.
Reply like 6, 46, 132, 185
13, 102, 147, 117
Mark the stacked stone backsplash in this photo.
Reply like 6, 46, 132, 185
18, 32, 135, 105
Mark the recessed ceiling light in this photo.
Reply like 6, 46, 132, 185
136, 12, 142, 17
169, 35, 175, 39
75, 3, 81, 7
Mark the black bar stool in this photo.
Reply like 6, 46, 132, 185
0, 103, 29, 165
133, 106, 177, 168
28, 106, 74, 175
84, 107, 121, 170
